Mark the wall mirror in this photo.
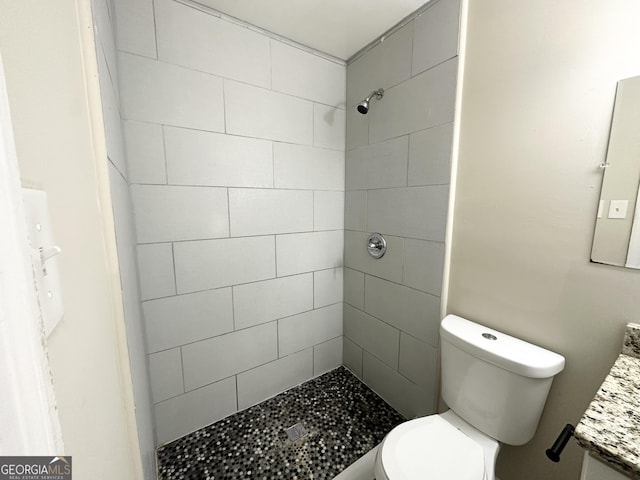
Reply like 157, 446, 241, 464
591, 75, 640, 269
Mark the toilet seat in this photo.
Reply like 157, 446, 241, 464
376, 415, 486, 480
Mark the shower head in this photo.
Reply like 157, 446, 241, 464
356, 88, 384, 114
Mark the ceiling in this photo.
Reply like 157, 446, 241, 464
194, 0, 431, 61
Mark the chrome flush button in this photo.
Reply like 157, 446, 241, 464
482, 333, 498, 340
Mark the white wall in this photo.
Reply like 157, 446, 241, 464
114, 0, 346, 445
449, 1, 640, 479
343, 0, 460, 418
0, 54, 64, 456
91, 0, 156, 477
0, 0, 143, 478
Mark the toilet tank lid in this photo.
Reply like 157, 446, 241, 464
441, 315, 565, 378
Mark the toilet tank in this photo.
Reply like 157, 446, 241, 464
440, 315, 565, 446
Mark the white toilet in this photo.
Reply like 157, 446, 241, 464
374, 314, 565, 480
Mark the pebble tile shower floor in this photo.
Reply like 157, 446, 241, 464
157, 366, 405, 479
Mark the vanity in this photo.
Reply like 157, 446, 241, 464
575, 323, 640, 479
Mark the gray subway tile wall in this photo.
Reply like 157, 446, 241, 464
181, 322, 279, 392
402, 239, 446, 295
343, 305, 400, 369
345, 231, 405, 283
399, 332, 438, 387
314, 104, 347, 150
346, 23, 414, 109
233, 274, 314, 330
148, 348, 183, 403
154, 0, 271, 87
154, 376, 238, 446
120, 52, 226, 131
364, 275, 441, 345
113, 0, 156, 59
343, 336, 364, 378
411, 0, 461, 75
114, 0, 346, 445
344, 0, 460, 419
343, 269, 365, 310
105, 0, 460, 451
346, 107, 370, 151
408, 123, 454, 186
314, 191, 345, 231
236, 349, 314, 411
101, 65, 126, 171
362, 351, 435, 419
224, 80, 315, 144
131, 185, 230, 242
367, 58, 458, 144
274, 143, 345, 190
174, 237, 277, 294
346, 136, 410, 190
275, 231, 344, 277
311, 304, 344, 344
366, 185, 450, 241
313, 268, 344, 308
313, 337, 344, 376
124, 121, 167, 184
164, 127, 273, 188
344, 190, 367, 231
278, 311, 318, 357
228, 188, 314, 237
93, 0, 157, 476
272, 42, 346, 105
136, 243, 176, 300
143, 288, 234, 353
278, 304, 343, 358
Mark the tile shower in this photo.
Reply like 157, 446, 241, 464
91, 0, 460, 477
157, 367, 404, 479
343, 0, 459, 419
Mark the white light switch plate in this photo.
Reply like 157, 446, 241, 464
21, 188, 64, 336
608, 200, 629, 219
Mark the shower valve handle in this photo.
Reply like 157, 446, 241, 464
367, 233, 387, 259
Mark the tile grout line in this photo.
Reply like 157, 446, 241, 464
230, 285, 236, 331
312, 190, 316, 231
269, 39, 273, 90
226, 187, 232, 238
235, 374, 239, 411
170, 242, 178, 295
151, 0, 159, 60
274, 234, 278, 278
409, 18, 416, 78
276, 318, 280, 359
121, 110, 348, 147
160, 124, 169, 184
222, 78, 228, 134
179, 346, 186, 394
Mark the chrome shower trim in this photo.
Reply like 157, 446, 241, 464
356, 88, 384, 114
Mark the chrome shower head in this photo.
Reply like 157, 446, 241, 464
356, 88, 384, 114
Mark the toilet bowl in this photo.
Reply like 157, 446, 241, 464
374, 411, 499, 480
373, 314, 565, 480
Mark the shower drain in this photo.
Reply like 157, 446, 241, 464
285, 423, 308, 442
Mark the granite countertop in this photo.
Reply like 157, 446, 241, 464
575, 323, 640, 478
